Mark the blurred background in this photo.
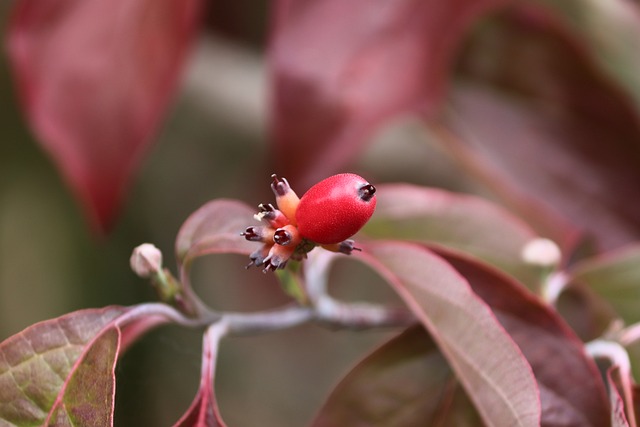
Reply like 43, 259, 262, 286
3, 0, 640, 425
0, 1, 454, 425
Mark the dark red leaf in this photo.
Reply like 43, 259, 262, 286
439, 5, 640, 252
7, 0, 203, 232
437, 247, 611, 426
269, 0, 509, 186
174, 199, 256, 282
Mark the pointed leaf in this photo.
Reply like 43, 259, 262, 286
313, 326, 483, 427
173, 323, 228, 427
317, 244, 609, 425
357, 241, 541, 427
175, 199, 256, 279
362, 184, 541, 287
7, 0, 203, 232
570, 244, 640, 325
0, 304, 180, 426
269, 0, 508, 186
437, 248, 610, 427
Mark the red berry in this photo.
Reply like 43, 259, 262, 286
295, 173, 376, 244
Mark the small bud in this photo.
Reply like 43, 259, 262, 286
130, 243, 163, 278
270, 174, 300, 225
521, 238, 561, 267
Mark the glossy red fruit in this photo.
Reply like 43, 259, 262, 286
295, 173, 376, 244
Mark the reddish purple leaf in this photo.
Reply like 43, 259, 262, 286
0, 304, 178, 426
173, 323, 228, 427
269, 0, 508, 186
357, 241, 541, 426
437, 248, 610, 426
327, 242, 608, 425
175, 199, 256, 281
439, 5, 640, 252
7, 0, 203, 232
313, 326, 483, 427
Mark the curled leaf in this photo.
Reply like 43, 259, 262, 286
175, 199, 256, 279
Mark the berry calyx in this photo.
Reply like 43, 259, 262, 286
295, 173, 377, 245
273, 224, 302, 247
255, 203, 289, 228
270, 174, 300, 225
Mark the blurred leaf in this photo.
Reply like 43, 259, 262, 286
555, 285, 617, 343
362, 183, 541, 287
440, 5, 640, 252
438, 248, 611, 427
570, 244, 640, 326
175, 199, 256, 279
358, 241, 541, 427
312, 326, 483, 427
269, 0, 508, 187
173, 323, 228, 427
533, 0, 640, 108
0, 305, 178, 427
0, 307, 126, 426
6, 0, 203, 232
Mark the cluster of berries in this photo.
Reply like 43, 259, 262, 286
242, 173, 377, 272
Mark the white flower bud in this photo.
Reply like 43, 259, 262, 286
521, 238, 561, 267
130, 243, 163, 278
